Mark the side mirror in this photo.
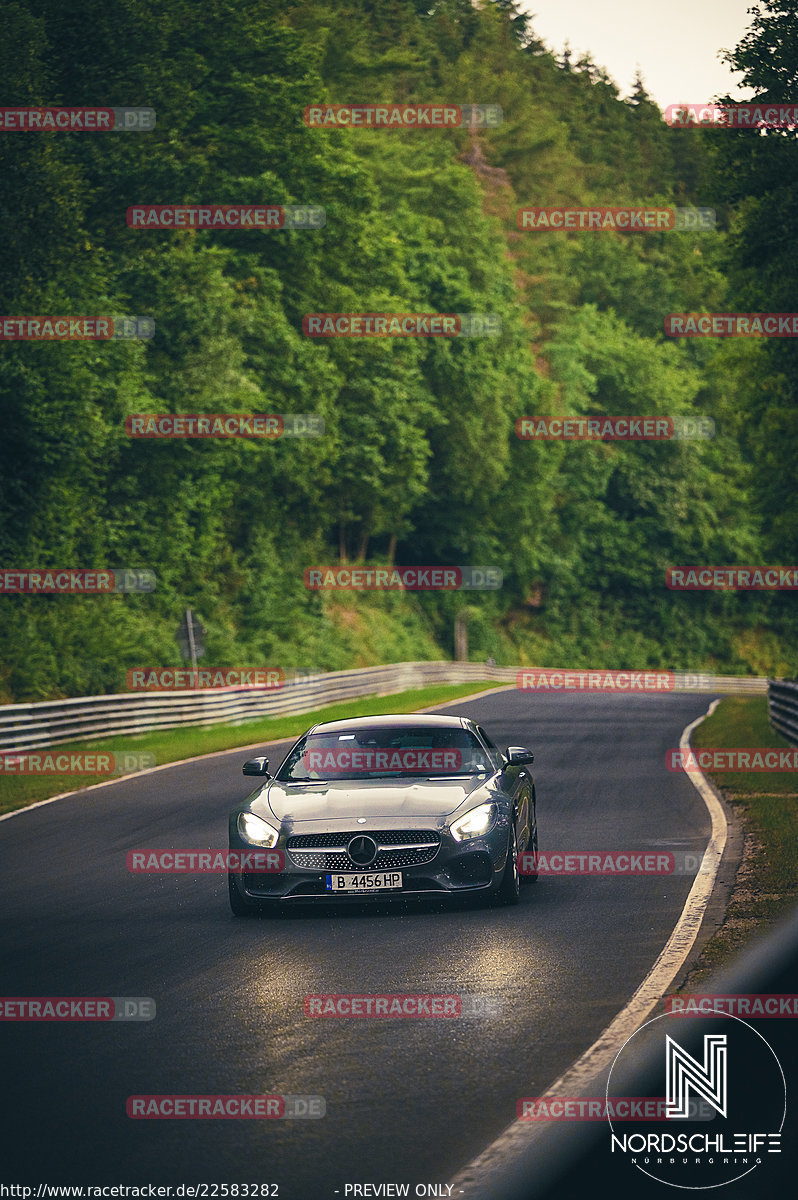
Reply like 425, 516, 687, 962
505, 746, 534, 766
242, 757, 270, 777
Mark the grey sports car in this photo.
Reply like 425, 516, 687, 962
228, 713, 537, 914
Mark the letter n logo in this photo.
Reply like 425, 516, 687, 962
666, 1034, 727, 1118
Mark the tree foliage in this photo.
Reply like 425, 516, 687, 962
0, 0, 793, 699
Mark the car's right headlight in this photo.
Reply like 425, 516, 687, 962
450, 802, 498, 842
238, 811, 279, 848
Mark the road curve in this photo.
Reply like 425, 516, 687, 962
0, 689, 716, 1196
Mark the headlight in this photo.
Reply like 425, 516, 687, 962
450, 802, 497, 842
238, 811, 279, 848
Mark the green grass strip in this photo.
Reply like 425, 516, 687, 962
681, 695, 798, 983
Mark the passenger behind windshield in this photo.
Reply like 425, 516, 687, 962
276, 726, 491, 782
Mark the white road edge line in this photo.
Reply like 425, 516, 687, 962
448, 697, 726, 1194
0, 684, 512, 823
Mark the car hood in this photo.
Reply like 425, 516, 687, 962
258, 775, 492, 823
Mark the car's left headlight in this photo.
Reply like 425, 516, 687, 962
450, 802, 497, 842
238, 811, 279, 848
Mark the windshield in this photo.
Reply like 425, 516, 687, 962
276, 725, 492, 782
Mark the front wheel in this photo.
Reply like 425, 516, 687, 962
495, 826, 520, 905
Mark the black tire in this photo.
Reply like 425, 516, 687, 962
228, 873, 259, 916
495, 826, 521, 905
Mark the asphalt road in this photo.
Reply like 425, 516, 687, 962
0, 689, 716, 1196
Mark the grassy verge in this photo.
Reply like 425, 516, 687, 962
0, 681, 500, 817
678, 695, 798, 986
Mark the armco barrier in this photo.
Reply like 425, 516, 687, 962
0, 664, 511, 754
0, 664, 766, 755
768, 677, 798, 746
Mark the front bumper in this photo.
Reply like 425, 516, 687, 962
228, 815, 512, 905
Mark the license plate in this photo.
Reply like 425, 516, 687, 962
326, 872, 403, 892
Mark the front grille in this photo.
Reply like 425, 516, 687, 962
288, 829, 440, 848
287, 829, 441, 871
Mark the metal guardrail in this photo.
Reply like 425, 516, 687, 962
0, 664, 767, 755
767, 677, 798, 745
0, 663, 512, 754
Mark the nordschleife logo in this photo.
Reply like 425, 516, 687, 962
665, 1034, 727, 1119
606, 1011, 785, 1189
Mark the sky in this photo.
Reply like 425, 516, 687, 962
519, 0, 759, 112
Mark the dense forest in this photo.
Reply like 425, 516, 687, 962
1, 0, 796, 701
